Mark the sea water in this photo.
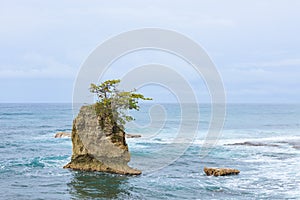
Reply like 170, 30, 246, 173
0, 103, 299, 199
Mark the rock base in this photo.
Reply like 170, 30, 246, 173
204, 167, 240, 176
64, 154, 141, 175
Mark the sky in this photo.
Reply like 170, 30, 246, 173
0, 0, 300, 103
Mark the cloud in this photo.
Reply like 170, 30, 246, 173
0, 0, 236, 40
241, 59, 300, 68
0, 53, 77, 78
0, 0, 299, 103
218, 57, 300, 102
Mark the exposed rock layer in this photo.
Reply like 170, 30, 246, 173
55, 132, 140, 139
204, 167, 240, 176
63, 105, 141, 175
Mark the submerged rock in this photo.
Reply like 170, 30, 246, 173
283, 141, 300, 150
204, 167, 240, 176
227, 141, 279, 147
54, 132, 71, 138
63, 105, 141, 175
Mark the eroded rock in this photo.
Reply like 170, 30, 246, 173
204, 167, 240, 176
63, 105, 141, 175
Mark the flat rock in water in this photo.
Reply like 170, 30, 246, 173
54, 132, 71, 138
204, 167, 240, 176
126, 134, 141, 138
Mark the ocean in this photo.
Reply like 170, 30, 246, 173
0, 103, 299, 199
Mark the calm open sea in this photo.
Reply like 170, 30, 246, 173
0, 103, 299, 199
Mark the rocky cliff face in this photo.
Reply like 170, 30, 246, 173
64, 105, 141, 175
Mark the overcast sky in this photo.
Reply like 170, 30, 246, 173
0, 0, 299, 103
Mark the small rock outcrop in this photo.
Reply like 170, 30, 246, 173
63, 105, 141, 175
54, 132, 71, 138
204, 167, 240, 176
126, 134, 142, 138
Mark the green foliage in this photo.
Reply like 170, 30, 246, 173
90, 79, 152, 130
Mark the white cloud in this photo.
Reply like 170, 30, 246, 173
0, 0, 299, 103
0, 53, 77, 78
242, 59, 300, 68
0, 0, 236, 39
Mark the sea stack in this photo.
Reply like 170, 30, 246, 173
64, 104, 141, 175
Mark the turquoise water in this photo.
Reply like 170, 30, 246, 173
0, 103, 299, 199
